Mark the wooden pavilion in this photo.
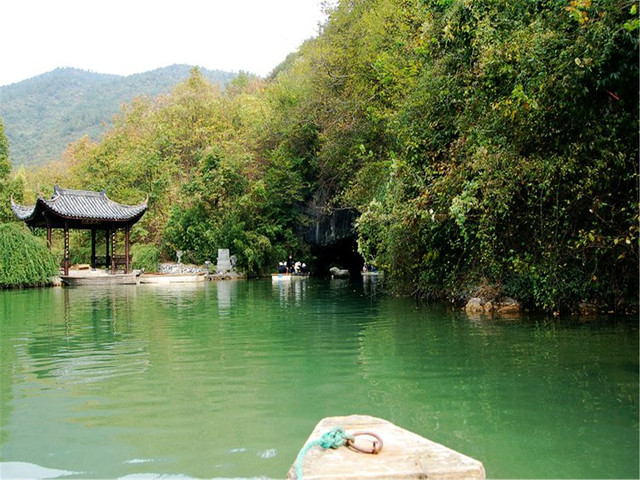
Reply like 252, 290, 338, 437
11, 186, 148, 275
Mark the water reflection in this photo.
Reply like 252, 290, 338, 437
362, 273, 379, 297
272, 277, 307, 307
0, 282, 637, 479
23, 286, 150, 386
216, 280, 233, 314
328, 278, 350, 294
140, 282, 208, 311
62, 285, 137, 338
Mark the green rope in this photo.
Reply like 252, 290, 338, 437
294, 426, 353, 479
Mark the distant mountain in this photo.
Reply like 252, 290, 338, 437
0, 65, 237, 167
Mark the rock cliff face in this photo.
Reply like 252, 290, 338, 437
302, 208, 362, 276
303, 208, 358, 246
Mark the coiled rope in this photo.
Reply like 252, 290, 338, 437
294, 426, 354, 479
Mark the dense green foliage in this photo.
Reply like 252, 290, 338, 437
0, 65, 237, 166
0, 119, 25, 223
0, 223, 58, 288
348, 0, 639, 310
132, 243, 160, 273
8, 0, 638, 311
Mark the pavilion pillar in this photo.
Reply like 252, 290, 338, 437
110, 228, 117, 274
46, 217, 52, 250
124, 225, 131, 274
63, 221, 70, 276
105, 229, 110, 269
90, 229, 96, 269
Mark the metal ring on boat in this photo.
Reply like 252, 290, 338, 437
346, 431, 383, 454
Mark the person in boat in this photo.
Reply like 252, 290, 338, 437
286, 255, 295, 273
363, 263, 377, 273
278, 262, 287, 274
301, 263, 308, 274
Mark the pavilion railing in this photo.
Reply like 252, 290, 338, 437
94, 255, 132, 268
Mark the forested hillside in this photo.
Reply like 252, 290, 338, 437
3, 0, 638, 312
0, 65, 237, 166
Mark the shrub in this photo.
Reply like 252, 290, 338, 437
132, 243, 160, 273
0, 223, 59, 288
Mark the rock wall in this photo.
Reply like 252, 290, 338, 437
159, 262, 209, 275
303, 208, 358, 246
465, 297, 522, 316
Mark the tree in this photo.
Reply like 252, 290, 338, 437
355, 0, 639, 310
0, 119, 9, 178
0, 223, 58, 288
0, 119, 25, 223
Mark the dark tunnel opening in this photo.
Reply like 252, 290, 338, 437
308, 235, 363, 278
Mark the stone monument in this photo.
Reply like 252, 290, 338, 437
216, 249, 233, 274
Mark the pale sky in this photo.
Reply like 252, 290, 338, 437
1, 0, 328, 86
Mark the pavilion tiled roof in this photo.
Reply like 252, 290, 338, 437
10, 202, 35, 220
11, 186, 148, 228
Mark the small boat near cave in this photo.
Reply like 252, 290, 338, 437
361, 271, 380, 277
271, 273, 310, 282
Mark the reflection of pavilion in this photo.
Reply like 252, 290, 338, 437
12, 186, 147, 276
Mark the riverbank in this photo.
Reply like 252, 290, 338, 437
4, 265, 638, 318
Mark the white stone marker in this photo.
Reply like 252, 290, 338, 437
216, 248, 232, 273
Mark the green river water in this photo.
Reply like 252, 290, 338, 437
0, 279, 638, 479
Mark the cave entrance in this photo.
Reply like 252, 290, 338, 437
308, 235, 363, 277
300, 207, 364, 277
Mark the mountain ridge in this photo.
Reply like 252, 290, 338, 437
0, 65, 238, 166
